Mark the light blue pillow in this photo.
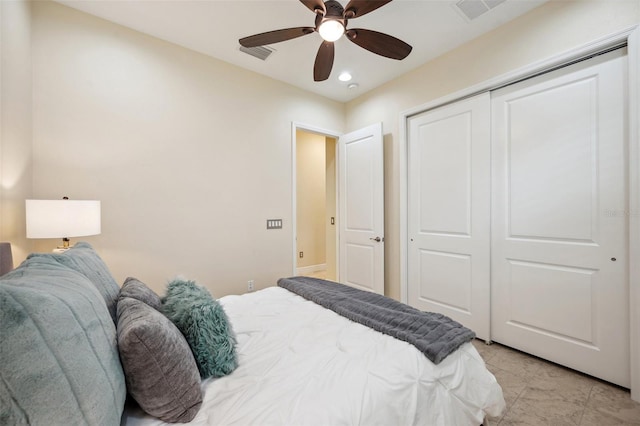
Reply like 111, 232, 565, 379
0, 255, 125, 425
162, 279, 238, 379
28, 242, 120, 324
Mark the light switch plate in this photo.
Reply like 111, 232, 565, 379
267, 219, 283, 229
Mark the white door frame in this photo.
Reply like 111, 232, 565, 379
399, 25, 640, 401
291, 122, 342, 279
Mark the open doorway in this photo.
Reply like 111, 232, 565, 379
294, 128, 338, 281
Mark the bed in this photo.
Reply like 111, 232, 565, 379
122, 281, 505, 426
0, 243, 504, 426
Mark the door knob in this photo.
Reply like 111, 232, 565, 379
370, 237, 382, 242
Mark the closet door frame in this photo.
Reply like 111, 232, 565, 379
399, 25, 640, 401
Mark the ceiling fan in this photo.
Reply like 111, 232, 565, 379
238, 0, 412, 82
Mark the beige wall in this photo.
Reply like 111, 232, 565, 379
30, 1, 344, 295
296, 130, 326, 269
346, 0, 640, 300
4, 0, 638, 300
1, 0, 33, 264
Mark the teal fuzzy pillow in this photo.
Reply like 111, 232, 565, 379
161, 279, 238, 379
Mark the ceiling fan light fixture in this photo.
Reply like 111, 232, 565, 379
338, 72, 352, 82
238, 0, 412, 82
318, 19, 344, 42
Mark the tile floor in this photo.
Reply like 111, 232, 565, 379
473, 339, 640, 425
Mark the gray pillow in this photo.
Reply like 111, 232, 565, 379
117, 296, 202, 423
29, 242, 120, 324
0, 255, 125, 425
162, 279, 238, 379
120, 277, 162, 310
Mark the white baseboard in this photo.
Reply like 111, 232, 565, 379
296, 263, 326, 276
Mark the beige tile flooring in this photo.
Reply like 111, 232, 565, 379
473, 339, 640, 425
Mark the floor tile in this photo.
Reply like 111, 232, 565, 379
486, 344, 546, 381
526, 363, 593, 405
486, 363, 526, 407
500, 385, 586, 425
581, 407, 640, 426
585, 382, 640, 425
475, 341, 640, 425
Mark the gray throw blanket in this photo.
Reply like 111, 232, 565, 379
277, 276, 476, 364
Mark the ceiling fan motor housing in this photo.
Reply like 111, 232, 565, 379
319, 0, 347, 30
324, 0, 345, 18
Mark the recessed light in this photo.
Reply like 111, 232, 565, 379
348, 83, 359, 90
338, 72, 352, 82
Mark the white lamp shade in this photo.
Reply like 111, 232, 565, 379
26, 200, 101, 238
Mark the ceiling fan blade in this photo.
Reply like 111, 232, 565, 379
343, 0, 392, 19
239, 27, 315, 48
346, 28, 412, 60
314, 41, 335, 82
300, 0, 326, 14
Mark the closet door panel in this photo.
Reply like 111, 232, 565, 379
491, 49, 629, 387
507, 79, 595, 241
416, 112, 471, 235
408, 92, 491, 340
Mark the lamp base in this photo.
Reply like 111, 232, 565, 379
54, 237, 72, 252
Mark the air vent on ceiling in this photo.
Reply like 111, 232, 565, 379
240, 45, 275, 61
455, 0, 507, 21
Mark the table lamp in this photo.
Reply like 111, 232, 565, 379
26, 198, 101, 250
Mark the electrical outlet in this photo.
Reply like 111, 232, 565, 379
299, 251, 303, 258
247, 280, 254, 292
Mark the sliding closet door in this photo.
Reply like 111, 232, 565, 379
491, 49, 629, 386
407, 93, 491, 340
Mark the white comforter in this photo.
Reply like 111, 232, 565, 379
123, 287, 505, 426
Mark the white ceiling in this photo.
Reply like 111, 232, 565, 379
54, 0, 549, 102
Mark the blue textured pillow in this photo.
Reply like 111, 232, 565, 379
59, 242, 120, 323
161, 279, 238, 378
29, 242, 120, 324
0, 255, 125, 425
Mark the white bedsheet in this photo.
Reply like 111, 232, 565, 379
122, 287, 505, 426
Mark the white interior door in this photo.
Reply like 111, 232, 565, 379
407, 93, 491, 339
491, 49, 629, 387
338, 123, 384, 294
